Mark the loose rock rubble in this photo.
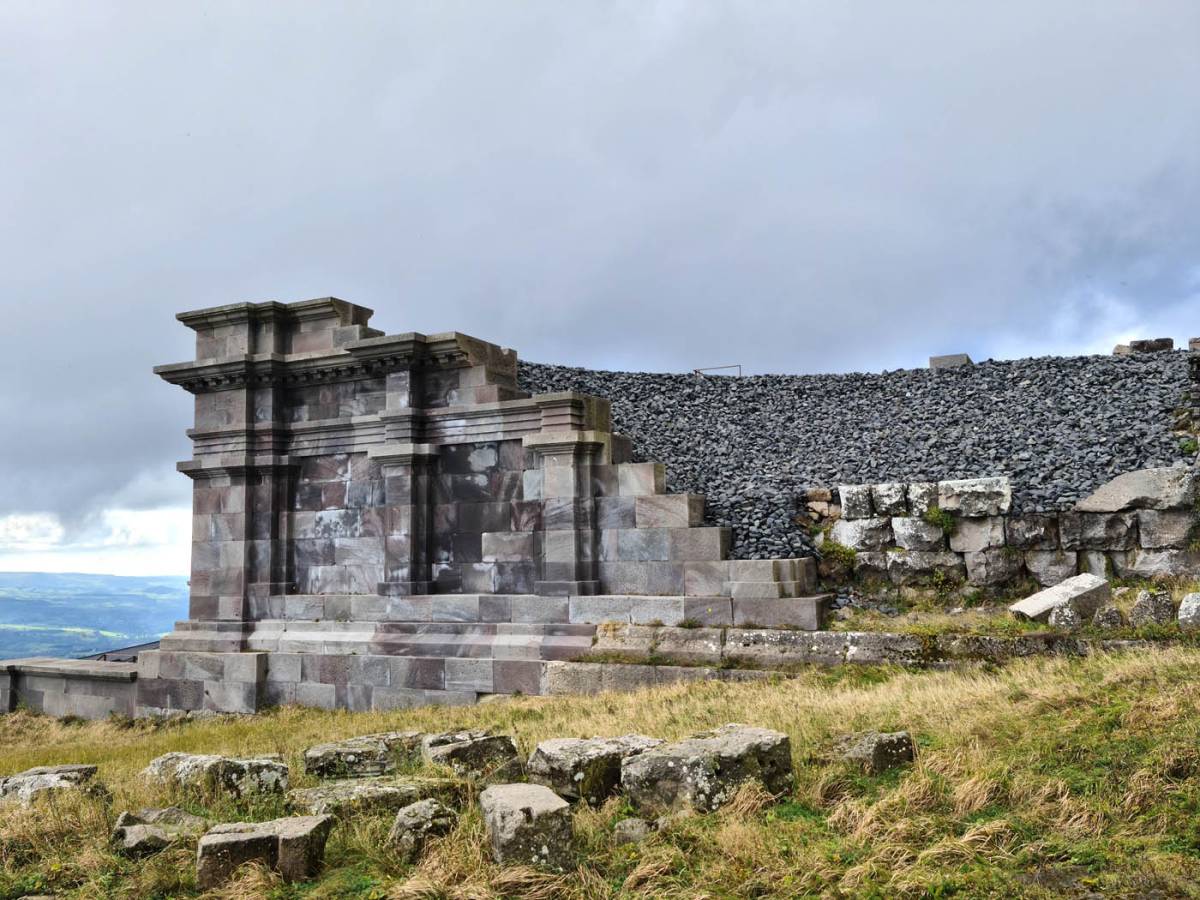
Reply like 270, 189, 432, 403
388, 798, 457, 863
837, 731, 916, 775
0, 764, 104, 807
478, 783, 574, 870
520, 353, 1191, 558
111, 807, 207, 856
526, 734, 662, 805
196, 815, 334, 889
142, 752, 289, 799
620, 724, 793, 814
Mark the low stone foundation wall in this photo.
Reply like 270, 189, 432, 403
806, 468, 1199, 590
0, 658, 137, 719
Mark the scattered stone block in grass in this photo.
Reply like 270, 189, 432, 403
196, 815, 334, 889
620, 724, 793, 814
613, 817, 654, 845
287, 775, 462, 817
1092, 605, 1125, 629
388, 798, 457, 863
0, 764, 103, 807
478, 783, 573, 870
1129, 590, 1175, 627
421, 730, 521, 781
526, 734, 662, 805
1178, 593, 1200, 630
837, 731, 915, 775
142, 752, 289, 799
111, 807, 206, 856
303, 731, 424, 778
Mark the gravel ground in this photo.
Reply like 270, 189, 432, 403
519, 352, 1195, 559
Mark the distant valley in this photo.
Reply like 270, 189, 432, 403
0, 572, 188, 659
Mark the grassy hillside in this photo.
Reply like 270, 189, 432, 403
0, 572, 187, 658
3, 649, 1200, 898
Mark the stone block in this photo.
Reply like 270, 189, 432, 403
930, 353, 972, 368
1059, 512, 1136, 550
510, 594, 569, 623
845, 632, 926, 665
838, 731, 915, 774
1005, 514, 1059, 549
668, 527, 731, 561
682, 561, 732, 597
617, 528, 670, 562
618, 463, 666, 497
723, 629, 847, 667
1079, 550, 1109, 577
0, 764, 102, 806
303, 732, 424, 778
728, 559, 785, 581
1129, 589, 1175, 626
620, 724, 792, 814
732, 596, 828, 630
682, 596, 733, 625
527, 735, 662, 805
937, 477, 1011, 516
1009, 573, 1110, 622
1076, 467, 1196, 512
852, 551, 889, 580
885, 550, 964, 586
1136, 509, 1195, 549
388, 798, 457, 864
479, 783, 573, 870
422, 731, 521, 781
635, 494, 704, 528
964, 549, 1024, 586
481, 531, 536, 562
1024, 550, 1079, 586
142, 753, 289, 799
196, 815, 334, 889
892, 517, 946, 551
1178, 593, 1200, 630
1114, 549, 1200, 580
871, 483, 907, 516
595, 497, 636, 529
907, 482, 938, 516
629, 594, 686, 624
949, 517, 1006, 552
838, 484, 873, 519
829, 517, 892, 551
493, 660, 543, 695
570, 594, 635, 623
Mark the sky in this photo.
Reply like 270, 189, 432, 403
0, 1, 1198, 576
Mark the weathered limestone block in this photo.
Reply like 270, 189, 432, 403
1136, 510, 1196, 549
723, 630, 847, 667
949, 517, 1006, 552
1075, 467, 1196, 512
1114, 549, 1200, 580
852, 551, 889, 581
619, 724, 793, 814
1078, 550, 1109, 577
388, 798, 457, 864
478, 783, 573, 870
1178, 593, 1200, 630
844, 632, 926, 666
907, 482, 938, 516
1129, 590, 1175, 627
964, 549, 1024, 586
1009, 573, 1110, 623
1004, 514, 1059, 549
937, 477, 1011, 517
196, 815, 334, 889
652, 627, 725, 666
1024, 550, 1079, 586
613, 817, 654, 845
303, 732, 424, 778
1059, 512, 1136, 550
1092, 605, 1125, 629
112, 807, 207, 857
526, 735, 662, 805
0, 764, 103, 807
829, 517, 892, 551
871, 483, 907, 516
287, 776, 461, 817
838, 484, 874, 520
1047, 604, 1083, 630
142, 753, 289, 799
837, 731, 915, 774
891, 517, 945, 551
885, 550, 965, 586
422, 731, 521, 781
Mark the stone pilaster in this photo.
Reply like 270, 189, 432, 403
370, 443, 441, 595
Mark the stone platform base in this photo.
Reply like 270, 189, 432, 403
0, 658, 138, 719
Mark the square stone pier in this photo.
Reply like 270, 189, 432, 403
134, 298, 822, 715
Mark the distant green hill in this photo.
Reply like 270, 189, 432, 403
0, 572, 188, 659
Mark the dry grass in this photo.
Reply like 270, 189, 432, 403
3, 648, 1200, 896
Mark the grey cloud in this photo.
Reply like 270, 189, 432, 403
0, 0, 1197, 521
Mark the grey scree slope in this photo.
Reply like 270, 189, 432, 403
520, 354, 1191, 560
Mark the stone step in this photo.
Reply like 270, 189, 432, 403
725, 581, 807, 600
249, 620, 596, 637
731, 595, 831, 630
244, 630, 594, 661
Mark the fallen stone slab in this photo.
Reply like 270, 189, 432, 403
478, 783, 573, 870
111, 806, 207, 857
1075, 466, 1196, 513
388, 798, 457, 863
287, 775, 462, 817
303, 731, 424, 778
422, 731, 521, 781
142, 752, 289, 799
837, 731, 915, 775
526, 734, 662, 805
1129, 589, 1175, 627
1009, 573, 1110, 623
620, 724, 793, 814
196, 815, 334, 889
0, 764, 103, 806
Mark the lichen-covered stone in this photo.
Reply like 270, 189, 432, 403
964, 549, 1024, 586
1024, 550, 1079, 586
891, 517, 945, 552
421, 731, 521, 781
838, 484, 874, 520
949, 517, 1006, 553
303, 732, 424, 778
937, 477, 1012, 517
1059, 512, 1137, 551
1009, 573, 1110, 623
1128, 590, 1175, 627
871, 483, 907, 517
1048, 604, 1083, 630
1004, 514, 1059, 549
111, 807, 207, 857
478, 783, 573, 870
286, 776, 462, 817
619, 724, 793, 814
829, 517, 892, 551
387, 798, 457, 863
0, 764, 102, 807
526, 734, 662, 805
196, 815, 334, 889
142, 753, 289, 799
837, 731, 915, 774
907, 482, 938, 516
1178, 593, 1200, 630
885, 550, 965, 586
1092, 605, 1125, 629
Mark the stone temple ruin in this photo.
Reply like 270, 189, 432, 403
1, 297, 1198, 719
